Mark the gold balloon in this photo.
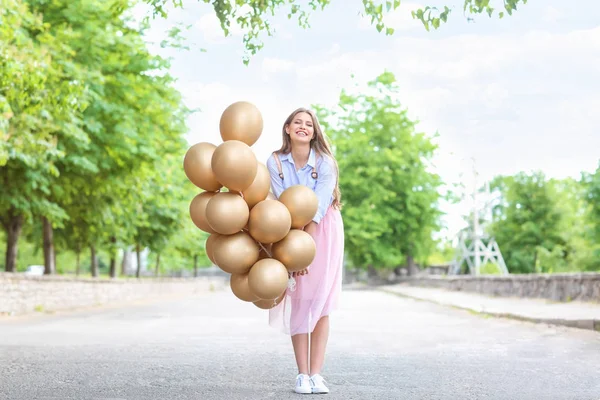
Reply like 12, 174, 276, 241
211, 140, 258, 192
183, 142, 222, 191
272, 229, 316, 272
230, 273, 260, 302
248, 258, 289, 300
248, 200, 291, 244
219, 101, 264, 146
253, 290, 285, 310
189, 192, 217, 234
213, 231, 260, 275
242, 163, 271, 209
205, 192, 249, 235
205, 233, 221, 264
278, 185, 319, 229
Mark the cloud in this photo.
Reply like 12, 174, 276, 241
327, 43, 341, 55
262, 57, 295, 74
250, 24, 600, 183
195, 12, 245, 43
178, 80, 300, 165
184, 23, 600, 189
286, 25, 600, 186
542, 6, 563, 23
168, 2, 600, 238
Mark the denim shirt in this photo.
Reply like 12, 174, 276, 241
266, 148, 336, 224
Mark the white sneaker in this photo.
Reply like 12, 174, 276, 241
294, 373, 312, 394
310, 374, 329, 394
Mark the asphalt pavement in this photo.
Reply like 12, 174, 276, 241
1, 285, 599, 400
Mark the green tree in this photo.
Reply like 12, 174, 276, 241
1, 0, 192, 276
315, 71, 443, 274
582, 163, 600, 269
24, 0, 190, 276
585, 163, 600, 241
169, 219, 211, 277
489, 172, 565, 273
0, 0, 85, 272
131, 154, 191, 278
485, 172, 600, 274
554, 177, 599, 272
145, 0, 527, 63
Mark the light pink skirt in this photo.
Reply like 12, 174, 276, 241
269, 206, 344, 336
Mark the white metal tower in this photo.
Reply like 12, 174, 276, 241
449, 159, 509, 275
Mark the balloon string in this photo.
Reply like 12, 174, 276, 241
257, 241, 272, 258
287, 275, 296, 292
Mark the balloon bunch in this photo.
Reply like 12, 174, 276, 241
183, 101, 319, 309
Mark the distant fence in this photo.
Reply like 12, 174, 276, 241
5, 266, 597, 316
0, 272, 228, 316
397, 273, 600, 302
348, 267, 600, 303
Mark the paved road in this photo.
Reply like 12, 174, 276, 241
1, 286, 600, 400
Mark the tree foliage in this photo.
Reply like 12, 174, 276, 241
6, 0, 598, 279
489, 172, 564, 273
489, 172, 600, 273
414, 0, 526, 31
0, 0, 87, 271
584, 163, 600, 243
315, 71, 443, 270
145, 0, 527, 63
1, 0, 200, 275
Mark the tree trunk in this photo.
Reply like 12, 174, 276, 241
194, 255, 198, 277
109, 256, 116, 278
90, 245, 98, 277
155, 253, 161, 277
42, 217, 55, 275
367, 264, 377, 277
109, 236, 117, 278
407, 253, 417, 276
120, 248, 127, 276
75, 250, 81, 276
53, 238, 57, 274
4, 213, 23, 272
135, 243, 142, 278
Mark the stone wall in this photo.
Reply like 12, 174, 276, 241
391, 273, 600, 303
0, 272, 228, 316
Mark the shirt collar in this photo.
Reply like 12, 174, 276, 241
281, 148, 316, 168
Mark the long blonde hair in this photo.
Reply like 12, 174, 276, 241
276, 107, 342, 210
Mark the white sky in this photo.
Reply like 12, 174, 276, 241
136, 0, 600, 241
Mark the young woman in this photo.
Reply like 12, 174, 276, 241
266, 107, 344, 394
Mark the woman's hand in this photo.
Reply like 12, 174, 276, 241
291, 268, 309, 277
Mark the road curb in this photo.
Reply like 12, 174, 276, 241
378, 287, 600, 332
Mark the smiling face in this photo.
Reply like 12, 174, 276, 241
276, 107, 341, 210
285, 111, 314, 146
